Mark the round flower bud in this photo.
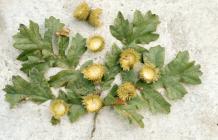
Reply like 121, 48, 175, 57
119, 48, 140, 71
87, 35, 105, 52
73, 2, 90, 21
50, 99, 69, 119
82, 94, 103, 112
82, 64, 105, 83
88, 8, 102, 27
139, 63, 160, 83
117, 82, 137, 101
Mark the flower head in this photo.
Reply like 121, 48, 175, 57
87, 35, 105, 52
50, 99, 69, 119
117, 82, 137, 101
82, 94, 103, 112
88, 8, 102, 27
119, 48, 140, 71
82, 64, 105, 83
139, 63, 160, 83
73, 2, 90, 21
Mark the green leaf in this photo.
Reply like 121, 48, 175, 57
20, 59, 52, 74
104, 44, 121, 68
138, 84, 171, 114
110, 12, 133, 45
164, 51, 202, 84
110, 10, 160, 45
80, 60, 93, 71
121, 69, 138, 83
13, 21, 47, 50
103, 85, 118, 106
100, 77, 116, 91
143, 45, 165, 67
114, 105, 144, 128
66, 71, 95, 96
132, 10, 160, 44
3, 69, 54, 107
44, 16, 64, 44
127, 96, 148, 110
68, 105, 86, 123
49, 70, 77, 88
58, 36, 69, 57
17, 50, 41, 61
126, 42, 147, 53
58, 90, 82, 105
181, 64, 202, 84
13, 17, 66, 74
162, 76, 187, 100
66, 33, 87, 67
28, 69, 54, 100
101, 44, 121, 90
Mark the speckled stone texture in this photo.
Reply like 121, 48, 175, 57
0, 0, 218, 140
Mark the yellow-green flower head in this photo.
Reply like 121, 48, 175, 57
82, 94, 103, 112
73, 2, 90, 21
50, 99, 69, 119
117, 82, 137, 101
82, 64, 105, 82
87, 35, 105, 52
139, 63, 160, 83
119, 48, 140, 71
88, 8, 102, 27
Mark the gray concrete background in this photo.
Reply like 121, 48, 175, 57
0, 0, 218, 140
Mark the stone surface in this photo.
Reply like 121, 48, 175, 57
0, 0, 218, 140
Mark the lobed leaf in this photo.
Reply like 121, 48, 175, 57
58, 36, 70, 57
127, 96, 148, 110
66, 33, 87, 68
44, 16, 65, 44
103, 85, 118, 106
137, 83, 171, 114
114, 105, 144, 128
164, 51, 202, 84
121, 69, 138, 83
13, 21, 47, 50
3, 69, 54, 107
162, 76, 187, 100
110, 10, 160, 45
101, 44, 121, 90
49, 70, 77, 88
66, 71, 96, 96
110, 12, 133, 45
58, 90, 82, 105
68, 105, 86, 123
143, 45, 165, 67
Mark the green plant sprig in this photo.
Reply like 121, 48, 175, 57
3, 10, 202, 128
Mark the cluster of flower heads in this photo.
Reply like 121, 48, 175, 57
73, 2, 102, 27
49, 50, 161, 119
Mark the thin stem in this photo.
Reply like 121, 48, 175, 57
90, 112, 98, 139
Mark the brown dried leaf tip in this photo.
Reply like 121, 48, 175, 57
56, 27, 71, 37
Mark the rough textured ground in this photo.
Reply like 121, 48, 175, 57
0, 0, 218, 140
